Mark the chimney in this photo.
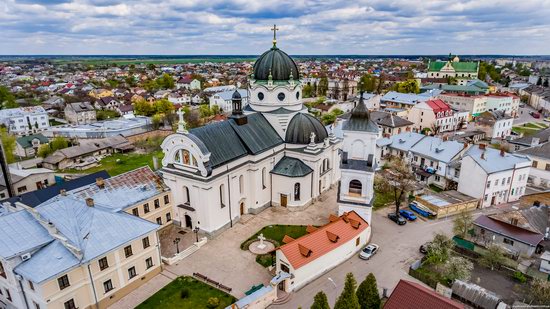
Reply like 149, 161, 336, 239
443, 136, 448, 141
479, 143, 486, 150
463, 142, 468, 149
532, 137, 540, 147
60, 189, 67, 196
500, 149, 506, 157
510, 218, 518, 226
481, 152, 485, 160
85, 198, 94, 207
96, 177, 105, 189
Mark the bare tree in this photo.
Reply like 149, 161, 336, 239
430, 122, 441, 136
453, 210, 473, 238
376, 156, 417, 215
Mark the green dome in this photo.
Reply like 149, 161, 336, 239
253, 47, 299, 81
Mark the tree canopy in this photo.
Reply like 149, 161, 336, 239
356, 273, 381, 309
376, 156, 417, 214
0, 86, 18, 109
0, 127, 16, 163
334, 273, 360, 309
311, 291, 330, 309
453, 211, 473, 238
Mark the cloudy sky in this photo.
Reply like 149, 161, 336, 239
1, 0, 550, 55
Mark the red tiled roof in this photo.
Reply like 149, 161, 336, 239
426, 99, 452, 118
278, 211, 368, 269
385, 280, 464, 309
474, 215, 544, 246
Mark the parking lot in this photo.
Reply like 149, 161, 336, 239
280, 206, 456, 308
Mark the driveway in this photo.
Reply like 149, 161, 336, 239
276, 207, 456, 308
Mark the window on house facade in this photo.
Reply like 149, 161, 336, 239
533, 160, 538, 168
164, 195, 169, 204
503, 238, 514, 246
294, 183, 301, 201
132, 208, 139, 216
17, 186, 27, 193
143, 203, 150, 214
166, 212, 171, 222
29, 281, 34, 291
142, 237, 150, 249
128, 266, 137, 279
124, 245, 133, 258
349, 180, 362, 196
184, 186, 190, 204
220, 184, 226, 208
154, 199, 160, 209
545, 164, 550, 171
486, 181, 491, 188
98, 257, 109, 270
156, 217, 162, 225
57, 275, 70, 290
239, 175, 244, 194
356, 237, 360, 246
64, 299, 76, 309
262, 168, 266, 189
103, 279, 114, 293
146, 257, 154, 269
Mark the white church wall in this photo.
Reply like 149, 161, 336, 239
340, 171, 375, 204
271, 173, 313, 209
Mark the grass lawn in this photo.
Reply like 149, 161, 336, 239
373, 187, 394, 209
429, 184, 443, 193
136, 276, 236, 309
512, 126, 541, 136
240, 225, 308, 250
523, 122, 548, 129
62, 151, 164, 176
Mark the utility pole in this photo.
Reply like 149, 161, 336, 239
0, 140, 15, 198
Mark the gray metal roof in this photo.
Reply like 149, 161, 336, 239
230, 113, 284, 154
465, 146, 531, 174
410, 136, 465, 163
0, 210, 52, 259
271, 156, 313, 177
253, 46, 299, 81
286, 113, 328, 144
342, 94, 379, 133
517, 141, 550, 160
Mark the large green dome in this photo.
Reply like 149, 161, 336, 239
253, 47, 299, 81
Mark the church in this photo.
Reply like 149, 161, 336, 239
160, 30, 379, 237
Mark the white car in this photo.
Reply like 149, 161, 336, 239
359, 244, 379, 260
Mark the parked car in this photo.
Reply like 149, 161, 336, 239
388, 213, 407, 225
533, 112, 541, 119
519, 103, 525, 108
359, 244, 380, 260
419, 242, 432, 254
399, 209, 417, 221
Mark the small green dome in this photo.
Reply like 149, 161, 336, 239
253, 47, 299, 81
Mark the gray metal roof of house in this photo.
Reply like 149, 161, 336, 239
410, 136, 465, 163
189, 112, 283, 168
383, 132, 425, 152
0, 210, 52, 259
465, 146, 531, 174
14, 197, 159, 283
517, 141, 550, 160
369, 111, 413, 128
214, 89, 248, 100
510, 127, 550, 146
271, 156, 313, 177
380, 91, 429, 105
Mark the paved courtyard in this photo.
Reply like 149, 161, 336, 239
110, 187, 339, 309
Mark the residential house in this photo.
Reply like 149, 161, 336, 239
275, 212, 369, 292
458, 145, 531, 207
0, 107, 50, 136
385, 279, 464, 309
517, 141, 550, 188
0, 198, 161, 309
64, 102, 97, 125
327, 78, 358, 101
176, 77, 201, 90
485, 93, 520, 117
94, 96, 121, 111
421, 84, 489, 95
209, 89, 248, 113
0, 166, 55, 198
437, 93, 487, 117
408, 99, 468, 133
88, 88, 113, 99
380, 91, 430, 109
508, 127, 550, 152
15, 134, 49, 157
474, 111, 513, 139
117, 104, 135, 117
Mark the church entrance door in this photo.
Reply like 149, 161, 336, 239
185, 215, 192, 229
280, 194, 287, 207
240, 202, 245, 215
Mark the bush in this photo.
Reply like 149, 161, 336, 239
206, 297, 220, 308
256, 254, 274, 267
180, 288, 189, 299
513, 271, 527, 283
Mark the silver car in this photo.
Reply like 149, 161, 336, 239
359, 244, 380, 260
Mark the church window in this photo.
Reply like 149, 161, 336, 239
192, 156, 198, 167
220, 184, 226, 208
239, 175, 244, 195
349, 180, 362, 196
174, 150, 181, 163
277, 92, 285, 101
296, 92, 300, 100
262, 167, 266, 189
183, 150, 191, 165
184, 186, 190, 204
257, 92, 264, 101
294, 183, 301, 201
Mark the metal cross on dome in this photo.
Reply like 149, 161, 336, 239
271, 24, 279, 46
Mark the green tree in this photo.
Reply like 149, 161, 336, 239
531, 278, 550, 305
0, 127, 16, 163
356, 273, 380, 309
425, 233, 453, 264
321, 113, 337, 125
334, 273, 360, 309
37, 144, 51, 158
156, 73, 175, 89
395, 80, 420, 94
311, 291, 330, 309
318, 77, 329, 96
443, 256, 473, 282
133, 99, 155, 116
153, 99, 174, 115
453, 211, 473, 238
0, 86, 17, 109
480, 244, 506, 270
211, 104, 220, 115
303, 84, 313, 98
50, 136, 69, 151
359, 74, 377, 93
376, 156, 417, 215
151, 114, 163, 130
199, 104, 213, 118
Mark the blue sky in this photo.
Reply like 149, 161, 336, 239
1, 0, 550, 55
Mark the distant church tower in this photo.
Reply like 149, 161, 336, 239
337, 90, 379, 226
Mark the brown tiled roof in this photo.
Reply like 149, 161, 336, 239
385, 280, 464, 309
306, 225, 318, 233
278, 211, 368, 269
474, 215, 544, 246
329, 214, 339, 222
282, 235, 295, 244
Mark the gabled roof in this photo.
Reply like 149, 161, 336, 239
271, 156, 313, 178
464, 146, 531, 174
429, 60, 478, 73
381, 91, 429, 106
385, 280, 464, 309
474, 215, 544, 246
425, 99, 452, 114
16, 133, 48, 148
516, 141, 550, 160
277, 211, 368, 269
410, 136, 465, 163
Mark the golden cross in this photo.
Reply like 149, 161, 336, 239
271, 24, 279, 46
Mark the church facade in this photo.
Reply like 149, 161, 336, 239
160, 37, 347, 236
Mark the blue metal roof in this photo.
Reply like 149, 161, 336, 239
0, 210, 52, 259
465, 147, 531, 174
410, 137, 465, 163
271, 156, 313, 177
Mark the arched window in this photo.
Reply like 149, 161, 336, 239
184, 186, 190, 204
349, 180, 362, 196
239, 175, 244, 194
294, 183, 301, 201
262, 167, 266, 189
219, 184, 226, 208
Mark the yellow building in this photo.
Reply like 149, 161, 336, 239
88, 89, 114, 99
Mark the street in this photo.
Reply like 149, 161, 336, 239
277, 208, 455, 308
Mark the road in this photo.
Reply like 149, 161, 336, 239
514, 104, 538, 126
276, 208, 455, 308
